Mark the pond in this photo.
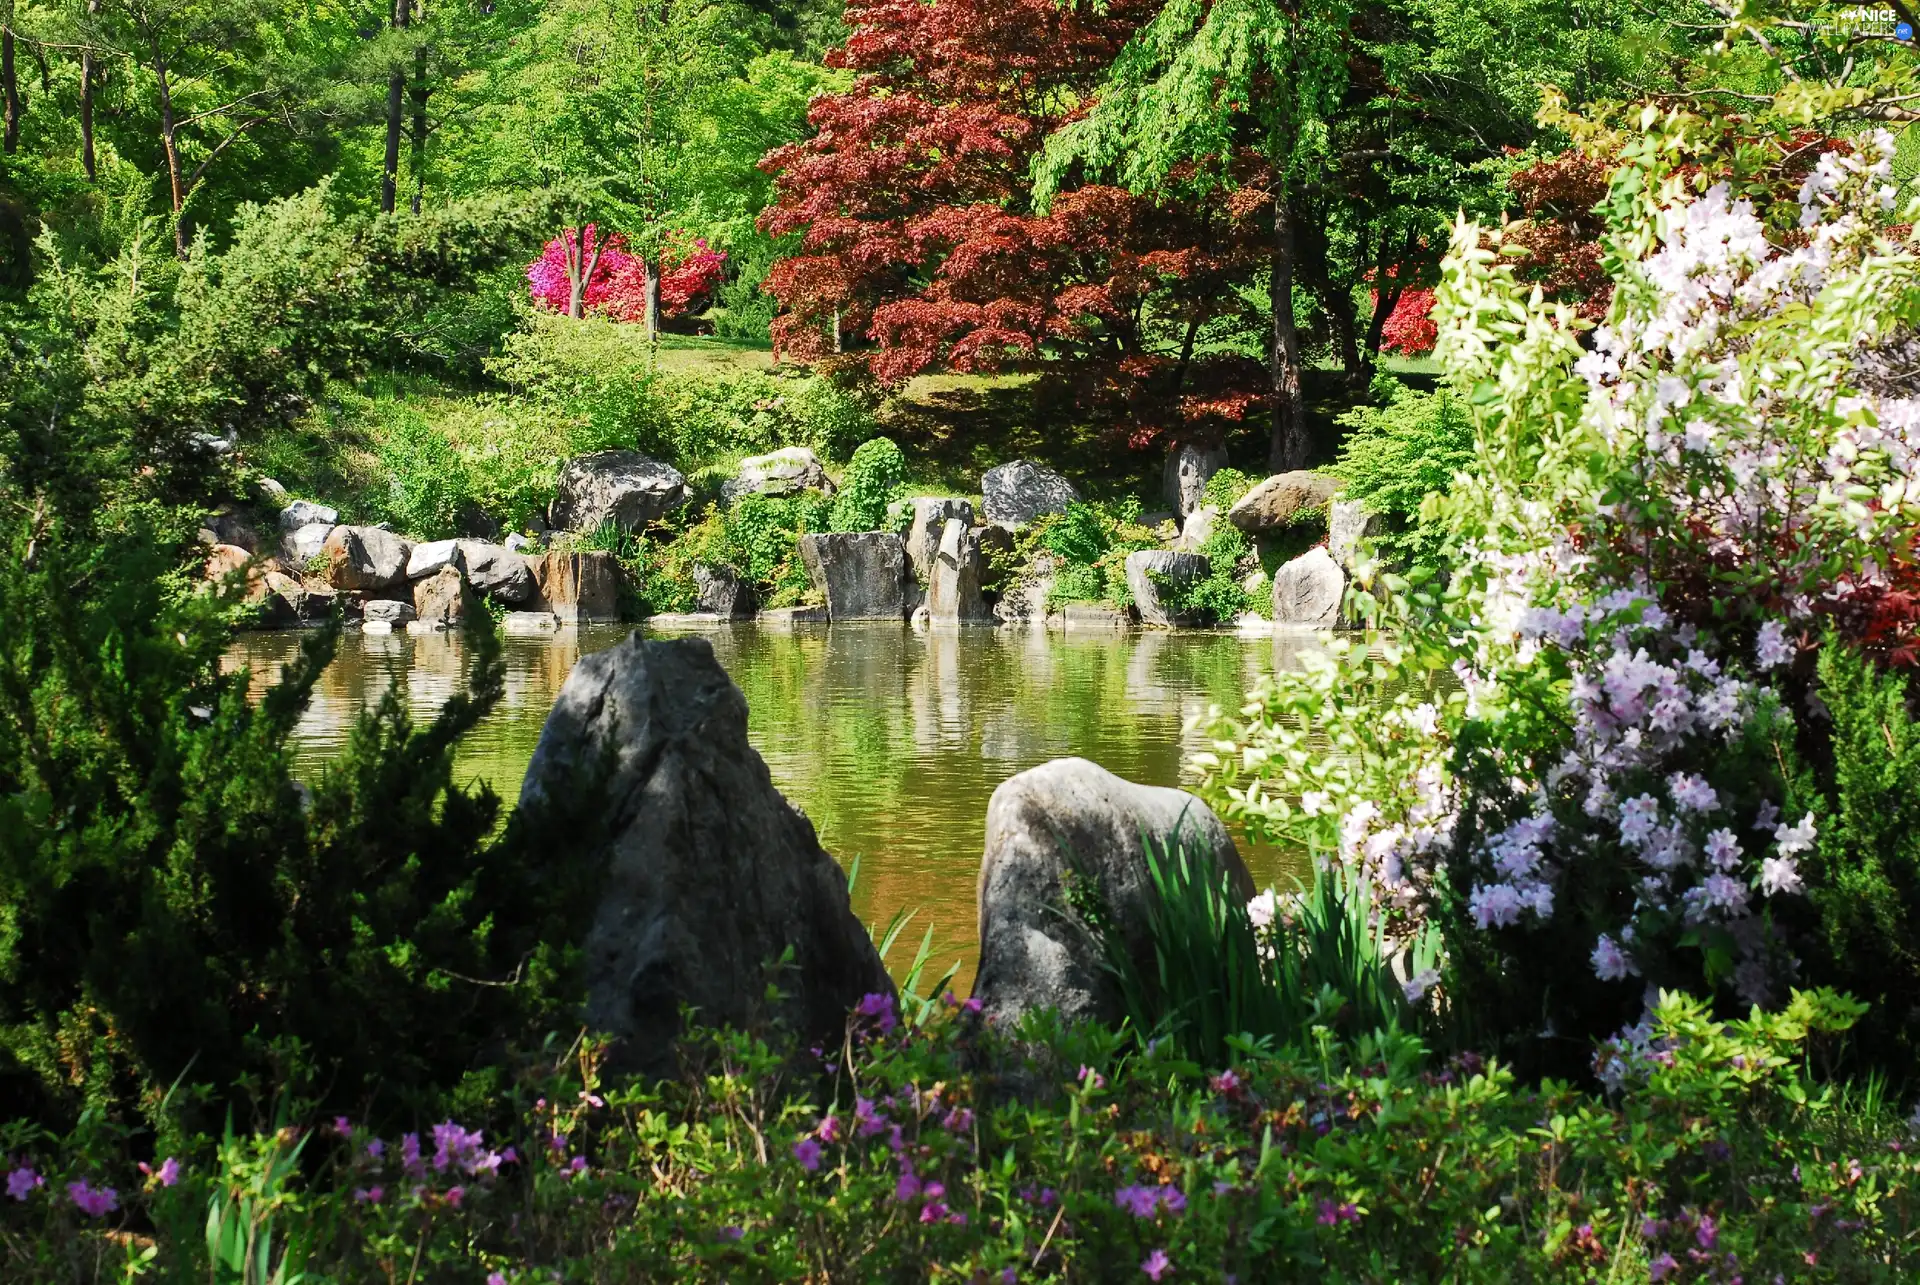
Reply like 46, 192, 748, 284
224, 622, 1325, 992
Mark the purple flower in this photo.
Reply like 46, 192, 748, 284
719, 1225, 745, 1242
920, 1201, 949, 1223
855, 992, 898, 1035
1210, 1069, 1241, 1094
445, 1185, 466, 1208
1001, 1270, 1017, 1284
1316, 1199, 1360, 1226
1114, 1184, 1185, 1219
1649, 1253, 1679, 1281
943, 1107, 974, 1133
487, 1275, 507, 1285
333, 1116, 352, 1138
365, 1138, 385, 1161
817, 1115, 842, 1144
353, 1186, 384, 1204
401, 1132, 423, 1176
1141, 1248, 1172, 1280
1696, 1214, 1717, 1250
6, 1167, 42, 1202
793, 1139, 822, 1172
1213, 1180, 1234, 1197
894, 1166, 922, 1203
155, 1157, 181, 1188
854, 1097, 887, 1137
1077, 1065, 1106, 1090
66, 1181, 118, 1218
567, 1156, 588, 1178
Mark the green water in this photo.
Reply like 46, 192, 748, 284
224, 622, 1322, 991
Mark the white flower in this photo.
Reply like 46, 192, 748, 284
1247, 889, 1279, 931
1591, 934, 1637, 982
1755, 620, 1793, 670
1683, 418, 1718, 453
1705, 828, 1742, 870
1667, 772, 1719, 813
1469, 883, 1526, 930
1760, 855, 1804, 897
1299, 790, 1331, 817
1403, 968, 1441, 1005
1619, 794, 1661, 847
1774, 812, 1817, 856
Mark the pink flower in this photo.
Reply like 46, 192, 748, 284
792, 1139, 822, 1172
1210, 1069, 1240, 1094
1141, 1248, 1173, 1280
816, 1115, 841, 1143
353, 1186, 384, 1204
1077, 1065, 1106, 1090
488, 1275, 507, 1285
6, 1166, 42, 1201
67, 1180, 117, 1217
445, 1185, 466, 1208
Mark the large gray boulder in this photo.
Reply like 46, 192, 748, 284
723, 447, 835, 503
457, 540, 538, 605
1327, 497, 1385, 575
970, 758, 1251, 1028
798, 532, 912, 621
905, 497, 975, 583
281, 522, 335, 567
927, 519, 991, 624
324, 525, 412, 593
364, 598, 418, 626
519, 633, 894, 1077
1164, 442, 1227, 519
278, 499, 338, 532
693, 564, 757, 618
1271, 546, 1345, 625
548, 451, 688, 533
407, 539, 464, 581
1226, 471, 1340, 533
1125, 549, 1210, 628
981, 461, 1078, 529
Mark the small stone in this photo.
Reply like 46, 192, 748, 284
1226, 471, 1340, 534
281, 522, 335, 566
364, 598, 418, 625
324, 526, 413, 593
503, 611, 561, 634
1176, 504, 1218, 553
534, 551, 621, 624
981, 461, 1078, 528
458, 541, 538, 605
1125, 549, 1210, 628
1271, 546, 1345, 625
278, 499, 338, 532
693, 565, 757, 618
1327, 497, 1386, 574
759, 605, 830, 625
1163, 442, 1227, 519
1052, 602, 1131, 630
723, 446, 835, 502
256, 477, 290, 506
927, 519, 992, 624
363, 619, 395, 636
407, 618, 453, 634
505, 533, 534, 553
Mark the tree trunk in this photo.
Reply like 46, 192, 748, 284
643, 258, 660, 341
2, 24, 19, 155
1269, 199, 1310, 471
381, 0, 409, 213
408, 39, 428, 213
1361, 224, 1417, 377
79, 3, 97, 180
152, 49, 189, 256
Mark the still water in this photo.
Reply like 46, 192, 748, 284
224, 622, 1323, 991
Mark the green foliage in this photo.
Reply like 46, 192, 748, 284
826, 436, 906, 532
1201, 466, 1257, 512
1329, 379, 1475, 573
1035, 501, 1158, 608
617, 492, 832, 614
373, 408, 477, 540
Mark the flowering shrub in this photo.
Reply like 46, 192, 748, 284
527, 227, 727, 322
1, 988, 1913, 1282
1377, 287, 1437, 355
1194, 118, 1920, 1075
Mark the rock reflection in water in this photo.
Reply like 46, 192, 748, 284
222, 621, 1322, 991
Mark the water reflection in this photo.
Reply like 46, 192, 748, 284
224, 622, 1318, 990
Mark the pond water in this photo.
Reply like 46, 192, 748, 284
224, 622, 1324, 992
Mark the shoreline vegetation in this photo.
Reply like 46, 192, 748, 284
3, 0, 1920, 1278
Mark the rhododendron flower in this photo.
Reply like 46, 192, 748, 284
1761, 855, 1804, 896
1774, 813, 1817, 856
1592, 934, 1635, 981
1141, 1248, 1173, 1280
816, 1115, 841, 1143
6, 1166, 41, 1201
792, 1139, 822, 1171
353, 1186, 383, 1203
1755, 621, 1793, 669
1404, 968, 1441, 1003
1667, 773, 1718, 813
855, 991, 898, 1034
67, 1181, 117, 1217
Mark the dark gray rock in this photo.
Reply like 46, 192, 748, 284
1271, 546, 1345, 625
798, 531, 912, 621
324, 525, 413, 593
694, 564, 757, 618
1226, 471, 1340, 533
970, 757, 1251, 1029
519, 633, 893, 1077
199, 505, 260, 553
548, 451, 689, 533
262, 571, 336, 625
723, 447, 835, 503
1164, 442, 1227, 519
278, 499, 338, 532
364, 598, 418, 625
1124, 549, 1210, 628
981, 461, 1078, 528
905, 497, 975, 583
1327, 497, 1386, 575
458, 540, 538, 605
927, 519, 992, 624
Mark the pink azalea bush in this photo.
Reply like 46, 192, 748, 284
527, 227, 726, 322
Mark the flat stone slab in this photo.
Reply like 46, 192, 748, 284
644, 612, 734, 627
502, 611, 562, 633
1050, 602, 1133, 630
758, 606, 829, 625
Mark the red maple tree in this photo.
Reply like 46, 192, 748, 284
757, 0, 1271, 447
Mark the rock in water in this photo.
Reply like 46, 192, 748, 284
905, 498, 975, 582
798, 532, 912, 620
723, 446, 835, 502
413, 565, 473, 627
324, 525, 413, 592
981, 461, 1078, 529
535, 551, 621, 624
1225, 471, 1340, 533
1271, 546, 1345, 625
458, 541, 538, 605
548, 451, 689, 533
519, 633, 893, 1076
970, 758, 1251, 1028
1327, 497, 1385, 574
1163, 442, 1227, 519
927, 519, 991, 623
1124, 549, 1210, 628
364, 598, 418, 626
693, 564, 757, 618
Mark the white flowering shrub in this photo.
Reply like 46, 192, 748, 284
1193, 116, 1920, 1076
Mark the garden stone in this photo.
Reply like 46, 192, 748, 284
1327, 497, 1385, 575
202, 543, 266, 597
262, 571, 335, 625
364, 598, 417, 626
798, 532, 913, 621
458, 540, 538, 605
981, 461, 1078, 528
1270, 546, 1345, 626
281, 522, 335, 567
535, 551, 621, 624
519, 632, 893, 1077
548, 451, 689, 533
906, 497, 975, 582
970, 757, 1251, 1028
278, 499, 338, 532
723, 446, 835, 502
413, 565, 473, 626
199, 505, 259, 552
1124, 549, 1209, 628
1163, 442, 1227, 518
1052, 602, 1130, 629
759, 605, 829, 625
407, 539, 464, 580
256, 477, 289, 506
1225, 471, 1339, 533
693, 564, 757, 618
505, 533, 535, 553
503, 610, 560, 634
1176, 504, 1218, 553
324, 525, 412, 593
363, 620, 396, 636
927, 519, 991, 624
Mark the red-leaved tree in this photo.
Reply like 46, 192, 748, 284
758, 0, 1270, 448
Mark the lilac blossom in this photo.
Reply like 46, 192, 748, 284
6, 1167, 41, 1201
1141, 1249, 1173, 1281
